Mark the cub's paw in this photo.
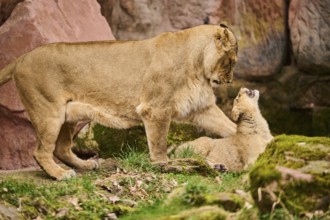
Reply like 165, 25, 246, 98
56, 169, 77, 181
213, 164, 228, 173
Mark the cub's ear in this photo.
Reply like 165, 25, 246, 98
231, 106, 242, 122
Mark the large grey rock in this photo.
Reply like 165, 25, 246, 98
289, 0, 330, 75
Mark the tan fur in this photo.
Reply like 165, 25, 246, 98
0, 25, 238, 180
177, 88, 273, 171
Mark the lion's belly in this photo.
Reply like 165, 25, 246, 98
65, 101, 141, 129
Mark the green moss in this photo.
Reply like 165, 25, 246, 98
249, 135, 330, 214
0, 175, 133, 219
250, 164, 281, 188
167, 123, 203, 146
165, 206, 228, 220
92, 124, 148, 158
253, 135, 330, 169
81, 122, 202, 159
204, 193, 245, 212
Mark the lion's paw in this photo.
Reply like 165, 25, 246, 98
56, 169, 77, 181
83, 159, 99, 170
213, 164, 228, 173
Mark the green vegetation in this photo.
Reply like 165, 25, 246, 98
250, 135, 330, 216
1, 134, 329, 219
0, 146, 247, 219
0, 174, 132, 219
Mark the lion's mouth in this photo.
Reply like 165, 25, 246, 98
246, 89, 255, 98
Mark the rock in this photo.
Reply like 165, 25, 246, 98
0, 0, 23, 26
204, 192, 245, 212
0, 0, 114, 170
0, 107, 37, 169
210, 0, 287, 79
74, 122, 203, 159
0, 202, 22, 220
289, 0, 330, 75
98, 0, 287, 79
249, 135, 330, 215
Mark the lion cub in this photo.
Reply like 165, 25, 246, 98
176, 88, 273, 171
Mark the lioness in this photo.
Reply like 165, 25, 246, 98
176, 88, 273, 171
0, 24, 238, 180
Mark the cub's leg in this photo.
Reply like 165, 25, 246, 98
137, 105, 171, 163
32, 115, 76, 181
54, 122, 98, 170
192, 104, 236, 137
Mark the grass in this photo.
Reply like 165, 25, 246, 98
0, 174, 133, 219
2, 135, 328, 219
0, 146, 248, 219
115, 145, 158, 173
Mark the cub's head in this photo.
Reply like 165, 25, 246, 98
231, 88, 260, 121
203, 23, 238, 88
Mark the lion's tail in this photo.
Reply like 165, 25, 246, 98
0, 59, 19, 85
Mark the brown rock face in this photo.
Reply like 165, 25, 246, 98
217, 0, 286, 79
289, 0, 330, 75
0, 0, 114, 170
0, 107, 36, 169
99, 0, 287, 79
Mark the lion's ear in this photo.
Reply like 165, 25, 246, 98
231, 106, 242, 122
214, 31, 230, 51
219, 22, 228, 28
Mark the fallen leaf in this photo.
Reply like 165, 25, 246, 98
109, 196, 120, 204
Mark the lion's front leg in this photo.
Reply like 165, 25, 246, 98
192, 104, 236, 137
138, 105, 171, 163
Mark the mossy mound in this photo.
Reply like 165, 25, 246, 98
163, 206, 228, 220
249, 134, 330, 215
74, 122, 204, 159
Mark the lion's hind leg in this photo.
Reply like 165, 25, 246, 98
54, 122, 98, 170
32, 115, 77, 181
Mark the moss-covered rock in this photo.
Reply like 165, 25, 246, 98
74, 122, 203, 159
162, 206, 228, 220
249, 135, 330, 215
204, 192, 245, 212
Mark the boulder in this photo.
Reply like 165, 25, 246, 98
0, 0, 114, 170
162, 206, 228, 220
289, 0, 330, 75
98, 0, 287, 78
250, 135, 330, 215
74, 122, 203, 159
0, 107, 36, 169
209, 0, 287, 79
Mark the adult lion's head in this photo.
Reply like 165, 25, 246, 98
203, 24, 238, 88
